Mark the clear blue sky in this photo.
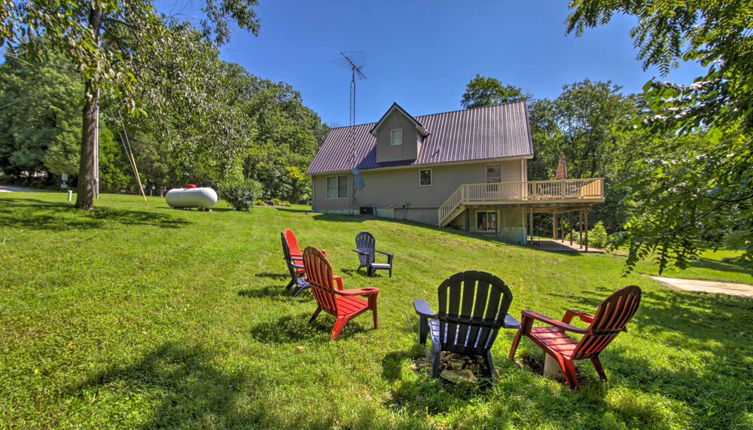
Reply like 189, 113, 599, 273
160, 1, 704, 126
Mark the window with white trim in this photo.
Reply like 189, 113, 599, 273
390, 128, 403, 146
419, 168, 432, 186
326, 175, 348, 199
477, 211, 497, 232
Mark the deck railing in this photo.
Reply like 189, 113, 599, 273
437, 178, 604, 226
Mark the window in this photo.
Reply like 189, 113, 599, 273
419, 169, 432, 186
390, 128, 403, 146
477, 211, 497, 233
326, 175, 348, 199
485, 164, 501, 183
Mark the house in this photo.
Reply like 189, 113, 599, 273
307, 101, 604, 245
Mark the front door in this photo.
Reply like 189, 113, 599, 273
485, 164, 501, 199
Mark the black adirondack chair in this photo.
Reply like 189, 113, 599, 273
280, 232, 310, 296
413, 271, 520, 380
353, 231, 393, 277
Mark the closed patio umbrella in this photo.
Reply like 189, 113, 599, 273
556, 152, 568, 180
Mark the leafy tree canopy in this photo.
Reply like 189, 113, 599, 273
567, 0, 753, 271
460, 74, 528, 109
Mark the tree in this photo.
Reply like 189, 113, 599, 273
460, 74, 528, 109
0, 50, 82, 180
567, 0, 753, 271
0, 0, 260, 209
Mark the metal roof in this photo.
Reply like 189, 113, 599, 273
307, 101, 534, 175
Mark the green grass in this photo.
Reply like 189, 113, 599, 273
1, 192, 752, 429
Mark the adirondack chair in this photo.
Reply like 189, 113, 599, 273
280, 232, 309, 296
353, 231, 393, 277
303, 246, 380, 340
282, 229, 325, 260
413, 271, 520, 380
283, 229, 304, 260
508, 285, 642, 389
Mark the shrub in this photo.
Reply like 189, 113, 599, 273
218, 180, 261, 211
589, 221, 609, 249
576, 221, 609, 248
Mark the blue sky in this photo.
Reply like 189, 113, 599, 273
160, 1, 705, 126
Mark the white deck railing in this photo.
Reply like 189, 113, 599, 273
437, 178, 604, 226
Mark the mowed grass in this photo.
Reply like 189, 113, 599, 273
1, 193, 752, 429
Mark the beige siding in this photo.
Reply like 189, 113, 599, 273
311, 173, 353, 212
311, 159, 523, 213
375, 111, 419, 163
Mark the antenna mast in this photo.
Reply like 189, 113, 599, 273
333, 52, 366, 162
332, 52, 367, 213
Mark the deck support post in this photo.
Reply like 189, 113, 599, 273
584, 208, 589, 252
569, 211, 573, 246
529, 208, 534, 244
579, 209, 583, 249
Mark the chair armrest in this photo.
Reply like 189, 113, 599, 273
413, 299, 437, 318
335, 287, 380, 297
376, 250, 394, 264
562, 309, 594, 324
332, 275, 344, 290
503, 314, 520, 329
521, 310, 588, 334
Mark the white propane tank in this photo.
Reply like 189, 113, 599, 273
165, 187, 218, 209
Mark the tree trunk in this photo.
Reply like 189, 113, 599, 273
75, 6, 103, 209
75, 80, 98, 209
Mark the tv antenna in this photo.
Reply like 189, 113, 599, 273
332, 51, 366, 167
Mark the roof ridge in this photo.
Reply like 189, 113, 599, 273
329, 100, 528, 129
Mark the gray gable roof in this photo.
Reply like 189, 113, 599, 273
307, 101, 534, 175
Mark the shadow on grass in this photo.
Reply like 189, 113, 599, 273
0, 197, 190, 231
71, 342, 260, 428
274, 207, 310, 214
340, 268, 373, 278
254, 272, 288, 280
237, 286, 310, 303
249, 313, 367, 343
687, 257, 753, 276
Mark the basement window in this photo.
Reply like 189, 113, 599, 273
477, 211, 497, 233
390, 128, 403, 146
326, 175, 348, 199
419, 169, 432, 187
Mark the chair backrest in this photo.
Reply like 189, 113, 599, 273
280, 232, 299, 280
436, 271, 513, 355
302, 246, 338, 314
355, 231, 376, 266
572, 285, 642, 360
284, 229, 301, 256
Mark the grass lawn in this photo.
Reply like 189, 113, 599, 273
1, 192, 752, 429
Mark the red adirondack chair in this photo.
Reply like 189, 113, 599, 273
508, 285, 641, 389
283, 229, 325, 260
283, 229, 304, 259
302, 246, 380, 340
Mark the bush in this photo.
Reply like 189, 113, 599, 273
577, 221, 609, 248
218, 180, 261, 211
589, 221, 609, 249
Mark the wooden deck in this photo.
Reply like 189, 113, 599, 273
438, 178, 605, 227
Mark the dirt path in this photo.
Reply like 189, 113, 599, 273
650, 276, 753, 298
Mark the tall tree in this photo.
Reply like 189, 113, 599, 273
567, 0, 753, 271
460, 74, 528, 108
0, 1, 260, 209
